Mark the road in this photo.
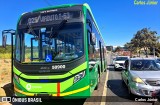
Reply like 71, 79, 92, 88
106, 66, 154, 105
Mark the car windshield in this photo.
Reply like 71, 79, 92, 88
130, 60, 160, 71
116, 57, 128, 61
156, 59, 160, 63
16, 22, 84, 63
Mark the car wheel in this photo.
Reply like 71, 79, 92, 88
128, 85, 135, 99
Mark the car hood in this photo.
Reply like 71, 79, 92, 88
130, 70, 160, 79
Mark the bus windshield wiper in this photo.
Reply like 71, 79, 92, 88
49, 19, 68, 38
27, 23, 39, 39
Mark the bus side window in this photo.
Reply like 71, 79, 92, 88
86, 18, 92, 55
86, 11, 97, 61
88, 31, 96, 61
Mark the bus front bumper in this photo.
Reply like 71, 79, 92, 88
14, 85, 90, 97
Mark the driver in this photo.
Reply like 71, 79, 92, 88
75, 45, 83, 57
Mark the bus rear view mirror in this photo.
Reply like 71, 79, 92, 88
90, 33, 96, 45
2, 34, 7, 48
2, 29, 15, 48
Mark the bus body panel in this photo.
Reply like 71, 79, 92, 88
14, 70, 90, 97
13, 62, 87, 79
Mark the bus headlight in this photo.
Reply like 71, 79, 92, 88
14, 74, 20, 84
74, 71, 85, 83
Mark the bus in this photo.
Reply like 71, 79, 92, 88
11, 3, 107, 98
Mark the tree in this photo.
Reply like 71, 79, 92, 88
150, 42, 160, 57
124, 28, 159, 57
114, 46, 122, 52
124, 42, 134, 56
125, 37, 142, 57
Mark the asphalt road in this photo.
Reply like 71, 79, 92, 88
106, 66, 155, 105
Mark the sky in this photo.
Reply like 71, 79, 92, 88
0, 0, 160, 46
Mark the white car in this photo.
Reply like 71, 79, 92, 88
114, 56, 129, 70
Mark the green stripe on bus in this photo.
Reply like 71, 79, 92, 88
13, 62, 87, 79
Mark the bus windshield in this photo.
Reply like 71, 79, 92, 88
16, 22, 84, 63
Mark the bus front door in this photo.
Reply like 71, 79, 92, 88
31, 38, 39, 61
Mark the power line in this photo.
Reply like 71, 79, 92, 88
43, 0, 52, 6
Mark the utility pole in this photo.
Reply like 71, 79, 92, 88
2, 29, 16, 93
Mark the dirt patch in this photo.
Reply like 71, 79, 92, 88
0, 59, 12, 97
0, 59, 11, 88
0, 102, 11, 105
0, 87, 6, 96
0, 59, 12, 105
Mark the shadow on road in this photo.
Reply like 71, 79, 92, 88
108, 67, 124, 72
2, 83, 14, 97
107, 79, 130, 99
108, 68, 115, 71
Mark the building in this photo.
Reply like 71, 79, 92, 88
106, 46, 113, 51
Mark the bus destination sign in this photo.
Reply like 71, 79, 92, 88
20, 11, 81, 26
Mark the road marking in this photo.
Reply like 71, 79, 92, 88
100, 70, 109, 105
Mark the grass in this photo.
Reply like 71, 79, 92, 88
0, 53, 11, 59
0, 53, 38, 59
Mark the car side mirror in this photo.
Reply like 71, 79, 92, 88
123, 60, 129, 71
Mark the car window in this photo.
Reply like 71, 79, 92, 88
156, 59, 160, 63
130, 60, 160, 71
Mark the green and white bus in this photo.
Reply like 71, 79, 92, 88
12, 3, 107, 98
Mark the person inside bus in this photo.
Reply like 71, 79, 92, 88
75, 45, 83, 57
54, 50, 64, 59
58, 50, 64, 56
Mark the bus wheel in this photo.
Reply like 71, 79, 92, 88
95, 72, 100, 90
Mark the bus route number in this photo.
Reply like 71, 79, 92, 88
28, 12, 70, 24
